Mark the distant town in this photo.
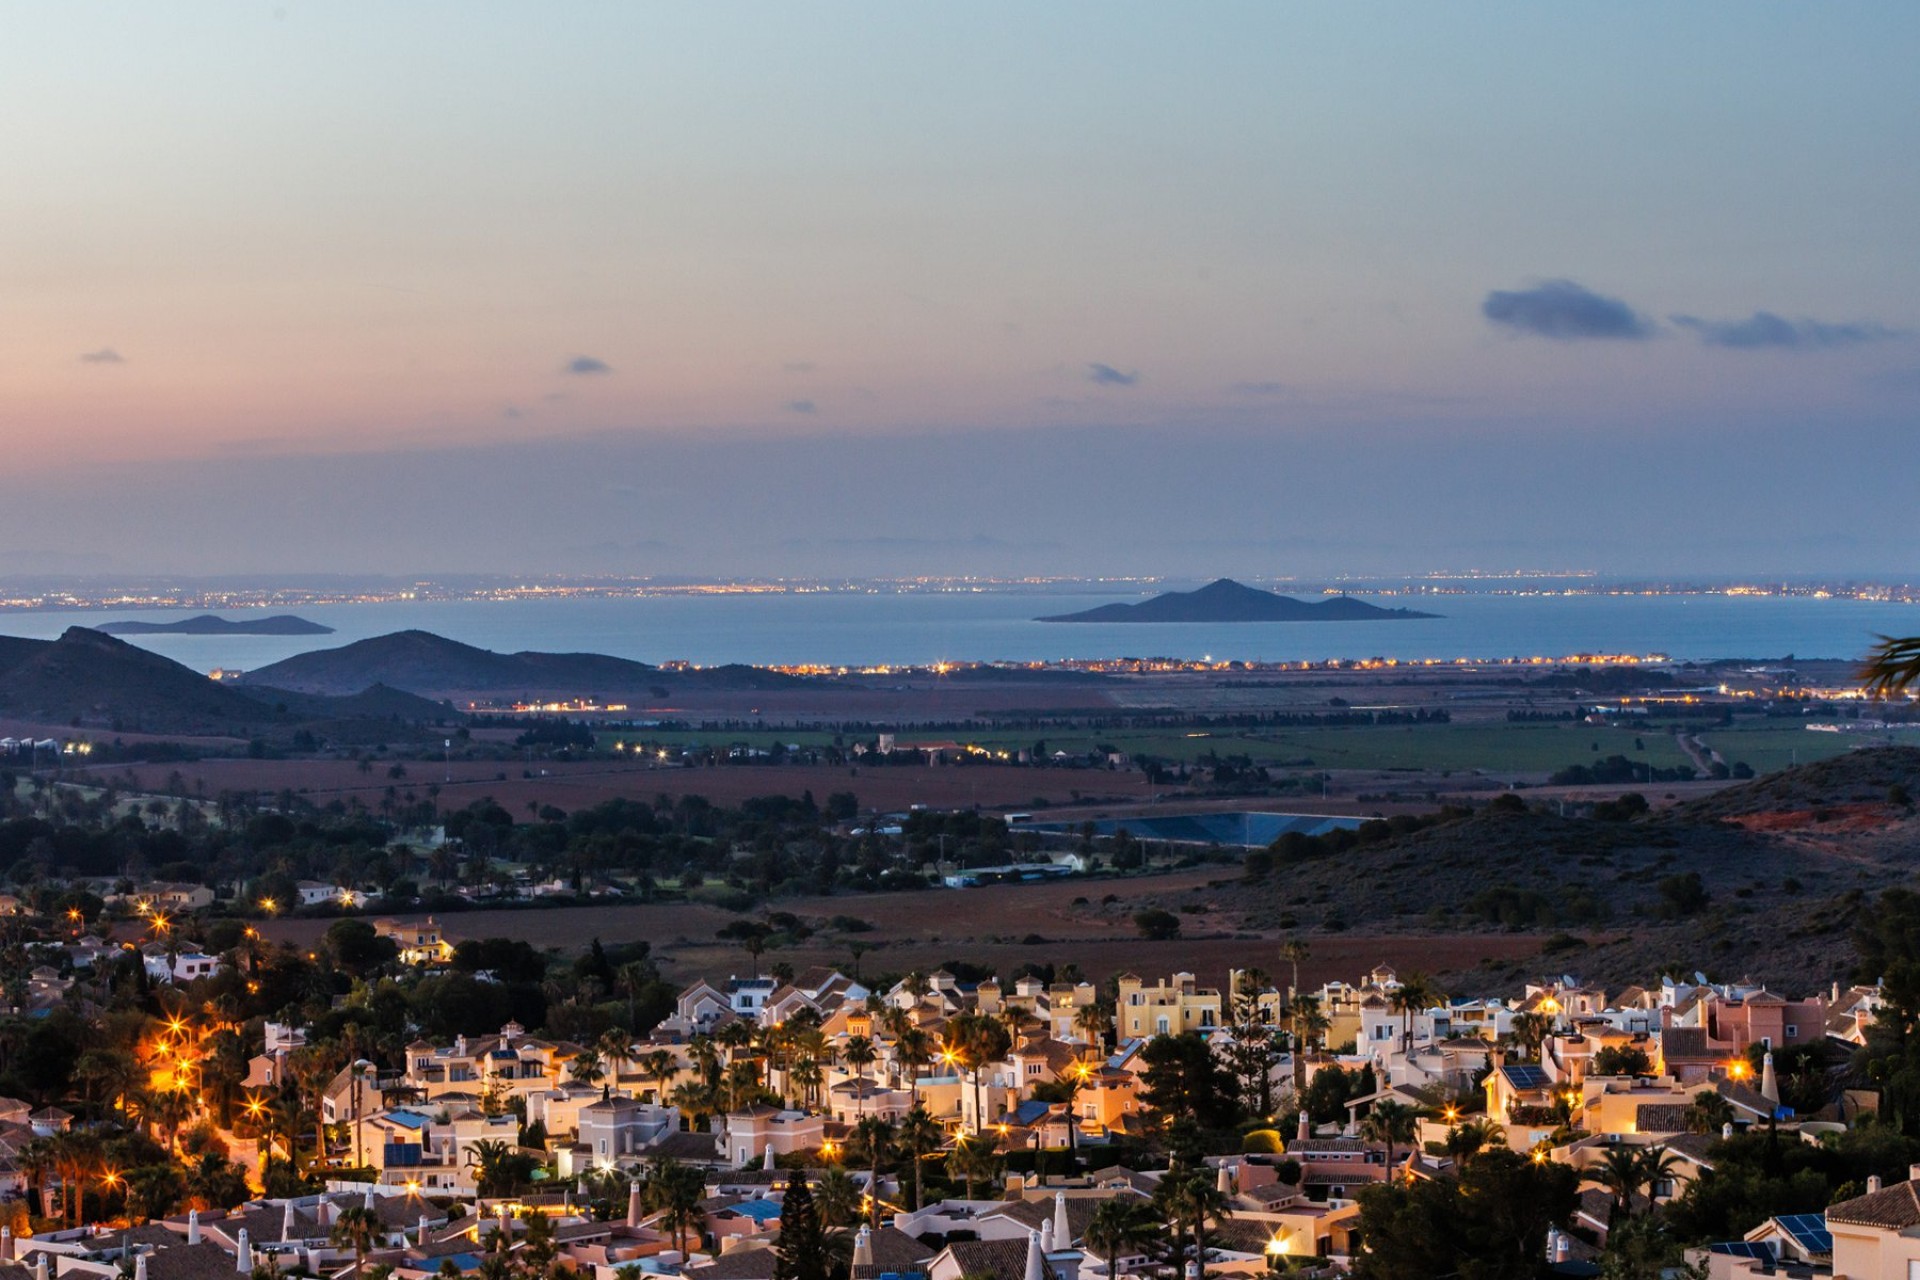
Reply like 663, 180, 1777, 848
0, 574, 1913, 615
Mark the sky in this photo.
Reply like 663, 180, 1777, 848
2, 3, 1917, 579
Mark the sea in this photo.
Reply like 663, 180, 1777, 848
0, 590, 1912, 673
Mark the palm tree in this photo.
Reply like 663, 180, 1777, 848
465, 1139, 518, 1197
331, 1205, 381, 1277
1444, 1116, 1506, 1164
1683, 1092, 1735, 1136
1288, 994, 1328, 1095
846, 1115, 894, 1227
1359, 1100, 1420, 1179
1280, 939, 1310, 998
639, 1050, 677, 1103
895, 1026, 935, 1102
813, 1167, 861, 1228
895, 1105, 943, 1210
1510, 1012, 1552, 1064
946, 1134, 1001, 1200
598, 1030, 633, 1090
1074, 1000, 1112, 1052
1388, 974, 1441, 1053
1154, 1165, 1227, 1276
1595, 1146, 1647, 1223
1637, 1146, 1684, 1211
569, 1047, 605, 1089
646, 1159, 705, 1255
841, 1036, 878, 1117
1086, 1199, 1158, 1280
1862, 635, 1920, 697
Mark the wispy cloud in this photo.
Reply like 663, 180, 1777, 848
1670, 311, 1903, 350
1087, 362, 1139, 386
1228, 380, 1289, 395
786, 399, 817, 414
565, 356, 612, 375
79, 348, 125, 364
1482, 279, 1654, 340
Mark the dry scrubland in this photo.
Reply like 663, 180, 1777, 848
257, 869, 1548, 989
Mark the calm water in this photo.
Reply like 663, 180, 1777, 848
0, 591, 1912, 671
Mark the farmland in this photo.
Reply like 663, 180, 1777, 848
255, 869, 1551, 989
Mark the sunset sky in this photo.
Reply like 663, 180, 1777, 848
3, 4, 1916, 577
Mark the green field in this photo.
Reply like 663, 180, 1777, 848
1698, 725, 1871, 775
610, 721, 1702, 776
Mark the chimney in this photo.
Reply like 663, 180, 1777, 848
1722, 1123, 1733, 1139
235, 1229, 252, 1274
1041, 1220, 1054, 1252
1297, 1110, 1310, 1143
1869, 1175, 1883, 1194
135, 1254, 148, 1280
364, 1186, 376, 1211
1216, 1162, 1233, 1194
763, 1141, 776, 1171
1910, 1164, 1920, 1184
32, 1256, 46, 1280
852, 1228, 873, 1268
1024, 1230, 1045, 1280
2, 1226, 12, 1262
1054, 1190, 1071, 1246
1760, 1051, 1780, 1106
282, 1201, 297, 1241
188, 1210, 201, 1247
418, 1215, 431, 1244
628, 1179, 644, 1228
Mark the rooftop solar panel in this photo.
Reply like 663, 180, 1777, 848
1708, 1241, 1773, 1259
1503, 1064, 1550, 1088
1776, 1213, 1831, 1253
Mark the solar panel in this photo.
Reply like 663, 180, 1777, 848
1776, 1213, 1831, 1254
1708, 1242, 1774, 1260
1503, 1064, 1550, 1089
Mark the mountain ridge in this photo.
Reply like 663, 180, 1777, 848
239, 629, 800, 698
1037, 578, 1438, 623
98, 614, 333, 636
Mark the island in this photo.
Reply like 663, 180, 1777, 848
1037, 578, 1438, 623
97, 613, 335, 636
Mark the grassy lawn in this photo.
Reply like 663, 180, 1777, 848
1698, 725, 1871, 775
1230, 723, 1697, 774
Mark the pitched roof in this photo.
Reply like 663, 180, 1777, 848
941, 1239, 1056, 1280
851, 1226, 935, 1276
1660, 1028, 1710, 1061
686, 1247, 781, 1280
1634, 1105, 1689, 1134
1829, 1180, 1920, 1228
980, 1195, 1109, 1244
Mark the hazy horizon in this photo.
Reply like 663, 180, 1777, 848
5, 4, 1916, 579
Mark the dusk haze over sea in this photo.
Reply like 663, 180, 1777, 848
3, 4, 1917, 580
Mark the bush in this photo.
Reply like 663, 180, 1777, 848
1656, 871, 1710, 919
1133, 908, 1181, 940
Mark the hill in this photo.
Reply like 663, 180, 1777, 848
0, 628, 461, 737
0, 627, 294, 734
1202, 746, 1920, 990
98, 613, 333, 636
1037, 578, 1437, 623
239, 629, 800, 698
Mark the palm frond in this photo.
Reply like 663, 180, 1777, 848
1861, 635, 1920, 698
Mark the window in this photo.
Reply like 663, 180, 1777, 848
1156, 1017, 1170, 1035
1785, 1025, 1798, 1038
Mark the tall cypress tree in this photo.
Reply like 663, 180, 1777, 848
774, 1169, 832, 1280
